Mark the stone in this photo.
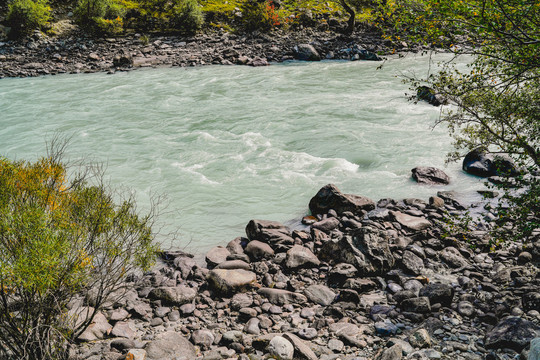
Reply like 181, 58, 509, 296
148, 285, 196, 305
111, 338, 136, 352
319, 227, 394, 276
309, 184, 375, 216
401, 250, 425, 275
375, 321, 399, 336
145, 331, 196, 360
440, 247, 469, 268
419, 283, 454, 308
523, 292, 540, 312
297, 328, 318, 340
258, 288, 308, 305
329, 322, 363, 337
245, 219, 294, 247
113, 53, 133, 67
484, 316, 540, 351
312, 217, 341, 232
77, 312, 112, 342
387, 338, 414, 355
375, 344, 403, 360
111, 321, 135, 339
401, 297, 431, 313
244, 317, 261, 335
125, 349, 146, 360
205, 246, 230, 267
283, 333, 318, 360
207, 269, 257, 294
463, 148, 520, 177
245, 240, 274, 260
268, 336, 294, 360
293, 44, 320, 61
409, 328, 431, 348
226, 236, 247, 255
191, 329, 215, 349
173, 256, 197, 279
416, 86, 444, 106
411, 167, 450, 185
285, 245, 320, 269
214, 259, 251, 270
328, 338, 344, 352
390, 211, 432, 231
231, 293, 253, 310
529, 337, 540, 360
304, 284, 336, 306
248, 56, 269, 66
457, 301, 475, 317
429, 196, 445, 208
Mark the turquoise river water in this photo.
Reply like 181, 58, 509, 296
0, 53, 484, 255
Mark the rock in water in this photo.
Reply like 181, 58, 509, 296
293, 44, 320, 61
411, 166, 450, 185
145, 331, 196, 360
463, 148, 520, 177
484, 316, 540, 351
416, 86, 444, 106
309, 184, 375, 216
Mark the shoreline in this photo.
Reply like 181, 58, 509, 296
0, 28, 419, 79
69, 184, 540, 360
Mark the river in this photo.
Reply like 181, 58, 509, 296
0, 53, 484, 255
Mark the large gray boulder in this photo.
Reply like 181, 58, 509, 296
484, 317, 540, 351
309, 184, 375, 216
145, 331, 197, 360
293, 44, 321, 61
318, 227, 394, 276
207, 269, 257, 294
245, 240, 275, 260
411, 166, 450, 185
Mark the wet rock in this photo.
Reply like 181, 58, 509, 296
145, 331, 196, 360
207, 269, 257, 294
309, 184, 375, 216
411, 166, 450, 185
484, 316, 540, 351
463, 148, 520, 177
416, 86, 444, 106
285, 245, 320, 269
293, 44, 320, 61
304, 284, 336, 306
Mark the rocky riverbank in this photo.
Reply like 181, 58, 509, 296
0, 27, 415, 78
69, 183, 540, 360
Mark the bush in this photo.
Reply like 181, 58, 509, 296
74, 0, 127, 34
240, 0, 282, 32
0, 140, 158, 360
170, 0, 203, 34
6, 0, 51, 39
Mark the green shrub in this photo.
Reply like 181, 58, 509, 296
6, 0, 51, 38
240, 0, 282, 32
74, 0, 127, 34
170, 0, 203, 34
0, 141, 158, 360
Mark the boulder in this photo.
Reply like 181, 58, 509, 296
285, 245, 320, 269
304, 284, 336, 306
401, 250, 425, 275
113, 53, 133, 67
77, 312, 112, 342
319, 227, 394, 276
411, 166, 450, 185
463, 148, 520, 177
148, 285, 197, 305
293, 44, 320, 61
245, 240, 275, 260
145, 331, 196, 360
440, 247, 469, 268
267, 336, 294, 360
207, 269, 257, 294
416, 86, 444, 106
245, 219, 294, 247
401, 297, 431, 313
205, 246, 230, 268
309, 184, 375, 216
390, 211, 432, 231
484, 316, 540, 351
258, 288, 307, 305
419, 283, 454, 308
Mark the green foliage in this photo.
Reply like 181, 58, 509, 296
74, 0, 128, 35
0, 141, 158, 360
170, 0, 204, 34
6, 0, 51, 39
239, 0, 283, 32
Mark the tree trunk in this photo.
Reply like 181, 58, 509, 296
339, 0, 355, 35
